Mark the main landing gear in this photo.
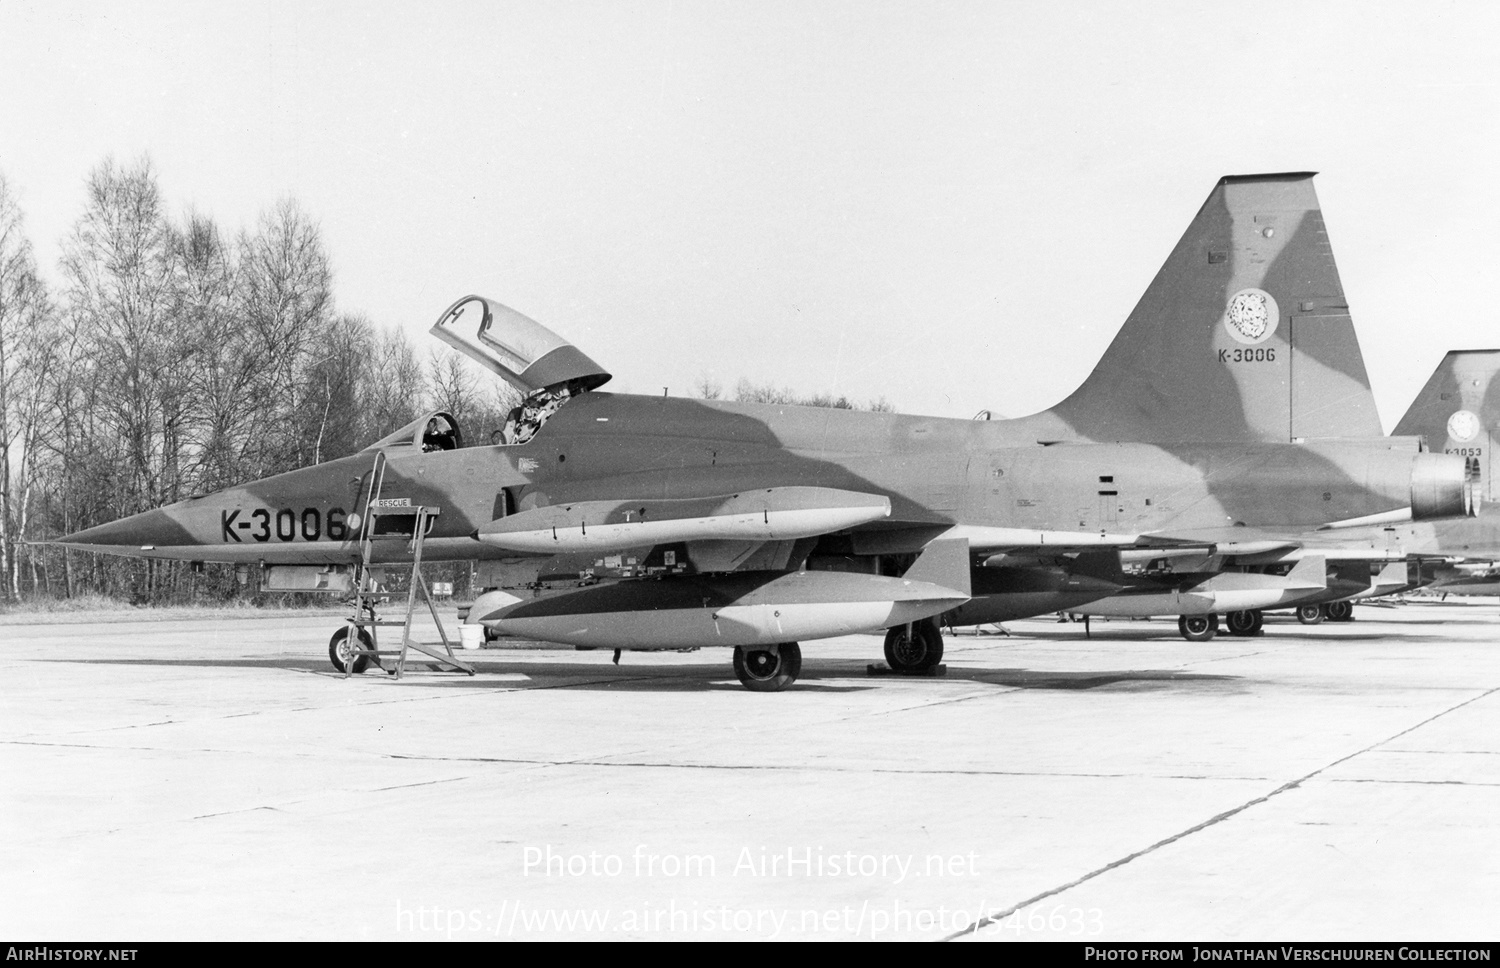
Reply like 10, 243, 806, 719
1296, 604, 1325, 625
1225, 609, 1264, 637
1296, 601, 1355, 625
1178, 614, 1218, 642
733, 643, 802, 692
883, 619, 945, 673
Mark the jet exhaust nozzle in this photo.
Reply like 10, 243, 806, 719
1410, 452, 1479, 521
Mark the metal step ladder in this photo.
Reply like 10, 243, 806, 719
341, 451, 474, 679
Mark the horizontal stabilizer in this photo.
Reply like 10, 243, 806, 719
474, 486, 892, 554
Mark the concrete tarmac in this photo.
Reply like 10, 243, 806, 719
3, 600, 1498, 941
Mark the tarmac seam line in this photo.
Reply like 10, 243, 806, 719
1329, 777, 1500, 787
381, 751, 1270, 781
941, 684, 1500, 942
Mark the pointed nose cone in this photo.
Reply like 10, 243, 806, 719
57, 507, 197, 556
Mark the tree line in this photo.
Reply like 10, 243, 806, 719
0, 157, 899, 606
0, 157, 518, 604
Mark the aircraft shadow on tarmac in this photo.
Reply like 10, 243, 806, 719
311, 661, 1240, 694
32, 654, 870, 692
1344, 616, 1500, 627
960, 668, 1236, 690
1013, 626, 1453, 642
37, 656, 341, 672
37, 655, 1240, 694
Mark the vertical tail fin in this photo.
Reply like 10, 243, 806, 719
1037, 173, 1383, 443
1393, 350, 1500, 504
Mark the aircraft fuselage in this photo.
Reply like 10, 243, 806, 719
61, 391, 1460, 571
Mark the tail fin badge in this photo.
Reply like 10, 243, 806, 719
1223, 289, 1279, 344
1447, 410, 1481, 443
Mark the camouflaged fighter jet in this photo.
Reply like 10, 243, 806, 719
1077, 346, 1500, 635
1332, 348, 1500, 603
56, 173, 1478, 690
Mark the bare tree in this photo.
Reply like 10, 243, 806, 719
360, 327, 425, 444
59, 158, 181, 517
55, 158, 193, 599
692, 373, 723, 400
732, 377, 893, 412
169, 210, 247, 492
0, 172, 53, 600
427, 347, 478, 426
236, 198, 333, 474
308, 312, 374, 464
15, 156, 545, 602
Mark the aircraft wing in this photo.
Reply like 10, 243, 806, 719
474, 486, 892, 553
843, 522, 1293, 557
920, 523, 1409, 563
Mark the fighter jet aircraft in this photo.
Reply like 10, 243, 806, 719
1370, 348, 1500, 598
57, 173, 1477, 689
1098, 346, 1500, 634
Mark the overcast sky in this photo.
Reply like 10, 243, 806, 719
2, 1, 1497, 427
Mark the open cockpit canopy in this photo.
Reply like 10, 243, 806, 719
430, 295, 612, 396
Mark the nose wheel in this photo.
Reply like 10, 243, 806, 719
329, 626, 374, 674
733, 642, 802, 692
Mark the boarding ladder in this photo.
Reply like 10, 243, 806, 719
341, 451, 474, 679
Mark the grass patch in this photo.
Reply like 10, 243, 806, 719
0, 594, 352, 625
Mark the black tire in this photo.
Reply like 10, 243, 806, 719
1178, 614, 1216, 642
1325, 600, 1354, 622
1296, 604, 1325, 625
733, 642, 802, 692
1225, 610, 1263, 636
883, 620, 945, 673
329, 626, 372, 674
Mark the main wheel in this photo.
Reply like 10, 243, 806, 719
1178, 614, 1216, 642
1325, 600, 1354, 622
1225, 609, 1263, 636
883, 620, 945, 673
329, 626, 373, 674
733, 642, 802, 692
1296, 604, 1325, 625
